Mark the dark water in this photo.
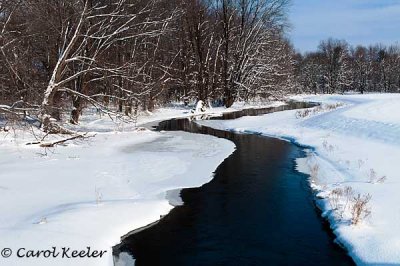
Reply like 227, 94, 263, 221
113, 103, 354, 266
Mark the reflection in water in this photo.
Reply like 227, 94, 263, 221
113, 102, 354, 266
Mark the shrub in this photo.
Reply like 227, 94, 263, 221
322, 140, 334, 153
351, 193, 372, 225
340, 186, 354, 218
368, 168, 386, 184
329, 188, 343, 211
295, 103, 344, 119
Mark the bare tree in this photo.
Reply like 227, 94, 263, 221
215, 0, 290, 107
32, 0, 175, 132
1, 0, 296, 133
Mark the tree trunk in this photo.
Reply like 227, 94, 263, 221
118, 100, 124, 112
70, 96, 81, 124
40, 83, 58, 132
124, 101, 132, 115
51, 91, 62, 120
223, 93, 235, 108
148, 97, 155, 112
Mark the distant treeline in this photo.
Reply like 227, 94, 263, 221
295, 38, 400, 94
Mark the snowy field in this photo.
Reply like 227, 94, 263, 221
200, 93, 400, 265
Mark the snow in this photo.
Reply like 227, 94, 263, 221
0, 125, 235, 265
194, 100, 206, 113
199, 93, 400, 265
59, 100, 285, 133
0, 99, 284, 266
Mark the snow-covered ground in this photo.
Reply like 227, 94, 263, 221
1, 100, 261, 266
63, 100, 285, 133
0, 130, 235, 266
0, 100, 286, 266
5, 95, 397, 266
200, 93, 400, 265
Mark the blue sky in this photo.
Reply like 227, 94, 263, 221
289, 0, 400, 53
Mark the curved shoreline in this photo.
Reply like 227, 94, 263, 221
199, 122, 358, 264
112, 100, 356, 265
197, 94, 400, 265
204, 127, 357, 263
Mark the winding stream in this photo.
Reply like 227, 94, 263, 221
113, 102, 354, 266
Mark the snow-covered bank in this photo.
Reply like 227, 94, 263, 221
63, 100, 285, 133
1, 99, 292, 266
200, 93, 400, 265
0, 128, 235, 266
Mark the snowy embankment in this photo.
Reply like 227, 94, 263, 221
0, 102, 259, 266
65, 100, 285, 133
200, 93, 400, 265
0, 100, 284, 266
0, 131, 235, 266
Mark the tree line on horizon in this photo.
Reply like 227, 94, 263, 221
0, 0, 399, 132
295, 38, 400, 95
